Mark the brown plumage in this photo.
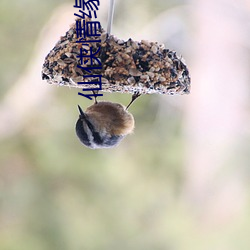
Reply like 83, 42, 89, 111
75, 101, 135, 149
85, 101, 134, 136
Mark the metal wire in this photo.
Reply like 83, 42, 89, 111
107, 0, 115, 34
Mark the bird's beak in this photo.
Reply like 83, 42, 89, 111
77, 105, 86, 119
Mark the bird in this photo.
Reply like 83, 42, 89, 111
75, 92, 140, 149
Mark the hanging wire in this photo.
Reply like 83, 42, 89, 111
107, 0, 115, 34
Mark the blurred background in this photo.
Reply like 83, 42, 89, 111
1, 0, 250, 249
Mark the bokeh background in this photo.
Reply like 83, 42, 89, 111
1, 0, 250, 249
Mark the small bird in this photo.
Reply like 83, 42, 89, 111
76, 101, 136, 149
